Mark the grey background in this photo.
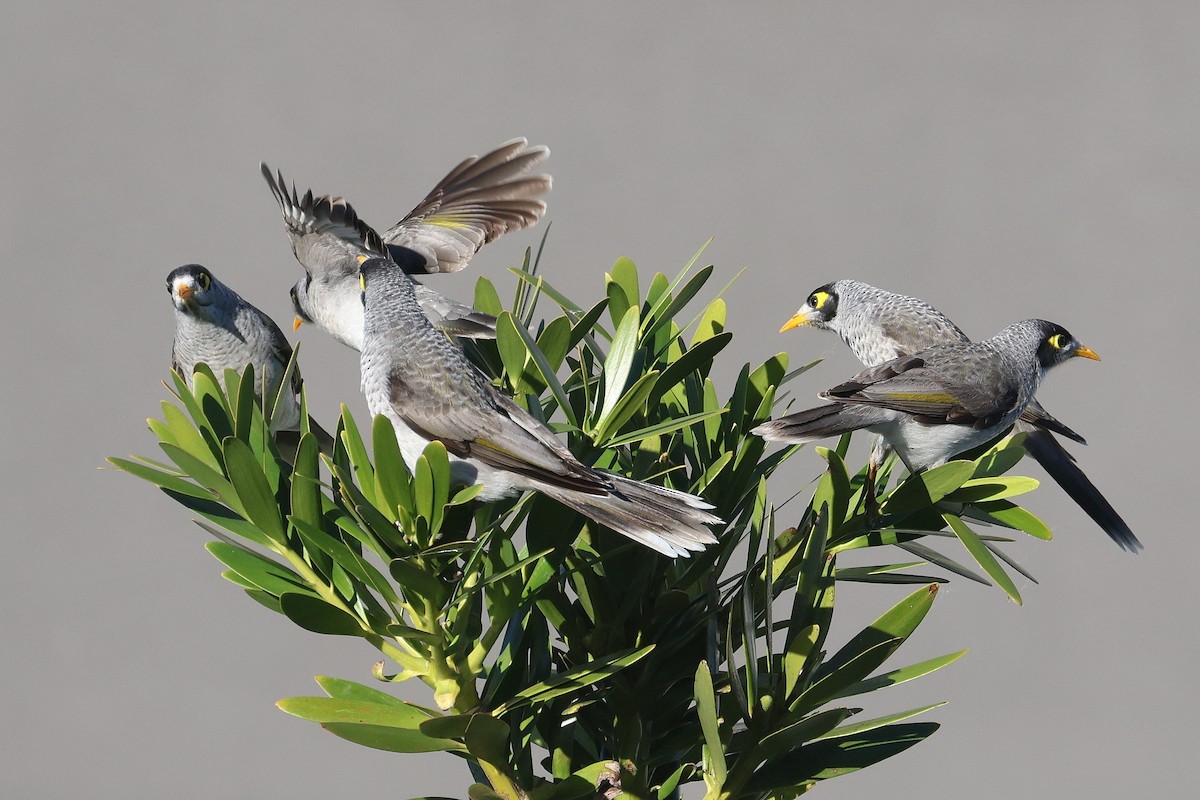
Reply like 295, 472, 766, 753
3, 2, 1195, 797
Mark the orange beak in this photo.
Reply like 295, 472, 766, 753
176, 283, 193, 300
779, 311, 809, 333
1074, 345, 1101, 361
293, 316, 304, 331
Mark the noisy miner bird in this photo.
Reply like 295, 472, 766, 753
262, 138, 551, 350
358, 257, 721, 558
166, 264, 333, 452
770, 279, 1140, 552
754, 318, 1100, 490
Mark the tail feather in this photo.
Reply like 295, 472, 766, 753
752, 403, 884, 443
1022, 428, 1142, 553
538, 474, 721, 558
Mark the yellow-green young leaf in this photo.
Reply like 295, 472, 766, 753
972, 500, 1053, 540
158, 400, 222, 471
536, 315, 573, 370
784, 624, 819, 700
945, 475, 1040, 503
693, 660, 726, 787
645, 270, 670, 306
609, 255, 640, 308
972, 435, 1027, 478
474, 276, 503, 317
107, 456, 212, 502
278, 696, 433, 728
690, 298, 726, 347
943, 514, 1023, 604
315, 676, 429, 709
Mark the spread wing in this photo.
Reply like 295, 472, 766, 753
261, 163, 388, 271
821, 354, 1017, 429
383, 138, 551, 274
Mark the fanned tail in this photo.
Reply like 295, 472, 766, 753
539, 475, 721, 558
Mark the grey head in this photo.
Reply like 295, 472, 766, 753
782, 279, 970, 364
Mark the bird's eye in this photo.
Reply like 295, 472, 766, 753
165, 281, 172, 294
1047, 333, 1067, 350
197, 272, 211, 291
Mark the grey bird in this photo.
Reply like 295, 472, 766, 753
261, 138, 552, 350
772, 280, 1140, 552
166, 264, 333, 451
754, 318, 1100, 480
358, 257, 721, 558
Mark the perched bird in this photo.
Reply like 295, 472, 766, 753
166, 264, 332, 451
755, 318, 1099, 476
358, 257, 721, 558
771, 280, 1140, 552
261, 138, 552, 350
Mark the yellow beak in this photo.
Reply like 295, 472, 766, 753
779, 311, 810, 333
293, 316, 304, 331
1073, 345, 1101, 361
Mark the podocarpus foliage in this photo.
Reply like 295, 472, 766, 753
113, 242, 1053, 799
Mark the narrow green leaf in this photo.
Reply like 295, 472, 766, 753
501, 311, 579, 428
107, 457, 213, 501
690, 298, 726, 346
495, 645, 655, 715
968, 500, 1054, 540
602, 408, 727, 448
829, 650, 968, 701
756, 708, 851, 762
747, 723, 939, 788
594, 370, 659, 444
813, 703, 946, 742
694, 660, 727, 787
943, 514, 1023, 604
315, 676, 423, 708
945, 475, 1040, 503
205, 541, 311, 598
319, 722, 466, 753
278, 696, 433, 728
597, 305, 642, 426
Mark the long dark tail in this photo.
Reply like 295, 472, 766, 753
1022, 428, 1142, 553
539, 475, 721, 558
752, 403, 883, 443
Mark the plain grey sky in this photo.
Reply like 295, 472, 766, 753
3, 2, 1196, 797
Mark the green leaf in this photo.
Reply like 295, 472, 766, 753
205, 542, 312, 598
474, 277, 503, 317
943, 514, 1022, 604
278, 696, 434, 728
593, 370, 659, 445
389, 558, 449, 608
315, 676, 423, 708
602, 408, 727, 448
756, 708, 852, 762
968, 500, 1054, 540
496, 311, 534, 392
494, 645, 655, 715
500, 311, 578, 428
372, 414, 414, 522
747, 723, 939, 788
596, 305, 641, 427
945, 475, 1040, 503
157, 400, 221, 471
320, 722, 466, 753
278, 593, 364, 636
690, 298, 726, 346
829, 650, 968, 701
107, 457, 213, 501
694, 660, 727, 787
222, 437, 286, 543
882, 460, 976, 514
608, 256, 640, 310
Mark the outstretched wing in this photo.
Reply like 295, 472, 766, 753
383, 138, 551, 274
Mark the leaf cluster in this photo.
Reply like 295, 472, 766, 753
112, 242, 1055, 799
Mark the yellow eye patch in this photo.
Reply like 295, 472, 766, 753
810, 291, 831, 309
197, 272, 211, 290
1047, 333, 1067, 349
